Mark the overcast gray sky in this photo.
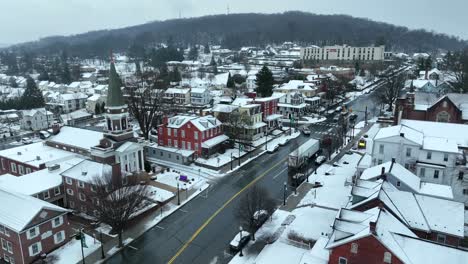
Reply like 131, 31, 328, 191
1, 0, 467, 44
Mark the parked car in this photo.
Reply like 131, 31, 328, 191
253, 210, 269, 228
349, 114, 358, 121
21, 137, 32, 144
267, 144, 279, 153
229, 231, 251, 252
279, 138, 290, 146
39, 130, 50, 139
302, 127, 311, 136
315, 155, 326, 165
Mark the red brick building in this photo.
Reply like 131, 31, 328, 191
0, 188, 71, 264
158, 115, 226, 157
350, 182, 464, 247
394, 92, 468, 125
253, 96, 282, 131
327, 207, 468, 264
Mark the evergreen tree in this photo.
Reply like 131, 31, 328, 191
100, 102, 106, 114
71, 64, 81, 81
21, 77, 45, 109
38, 70, 50, 81
255, 65, 274, 97
188, 46, 199, 61
61, 62, 71, 84
210, 56, 218, 74
425, 56, 433, 70
169, 68, 181, 82
135, 61, 142, 76
9, 78, 18, 88
94, 103, 101, 114
204, 43, 210, 54
226, 72, 235, 88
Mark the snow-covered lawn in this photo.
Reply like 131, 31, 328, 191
196, 147, 248, 168
47, 233, 101, 264
153, 171, 205, 191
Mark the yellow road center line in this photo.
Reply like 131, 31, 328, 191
167, 158, 287, 264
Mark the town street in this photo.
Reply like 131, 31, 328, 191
105, 82, 386, 264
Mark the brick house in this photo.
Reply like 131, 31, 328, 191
253, 96, 282, 132
157, 115, 226, 158
395, 92, 468, 125
327, 207, 468, 264
350, 182, 465, 247
61, 159, 114, 217
0, 142, 75, 176
0, 188, 71, 264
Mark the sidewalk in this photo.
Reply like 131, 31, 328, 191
82, 183, 209, 264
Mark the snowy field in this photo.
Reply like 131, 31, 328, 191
47, 233, 101, 264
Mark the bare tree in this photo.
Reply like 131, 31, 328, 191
126, 77, 165, 140
225, 110, 250, 144
378, 74, 405, 112
235, 186, 276, 241
90, 172, 149, 248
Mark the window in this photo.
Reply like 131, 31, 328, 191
182, 141, 186, 149
194, 131, 198, 140
187, 142, 191, 150
463, 189, 468, 195
27, 227, 39, 239
77, 181, 85, 188
181, 130, 185, 138
434, 170, 439, 179
1, 238, 6, 250
81, 205, 87, 213
339, 257, 347, 264
436, 111, 450, 122
383, 252, 392, 263
443, 153, 448, 162
406, 148, 411, 157
426, 151, 432, 160
174, 140, 178, 148
379, 144, 384, 154
65, 177, 72, 185
168, 139, 172, 146
29, 242, 42, 256
377, 159, 383, 165
66, 189, 74, 196
420, 168, 426, 177
6, 240, 12, 253
437, 234, 446, 244
54, 231, 65, 244
69, 201, 75, 208
459, 171, 464, 180
167, 128, 171, 136
404, 163, 410, 169
52, 216, 63, 228
350, 243, 358, 253
396, 181, 401, 187
54, 187, 61, 195
43, 190, 50, 199
18, 165, 24, 175
10, 163, 16, 173
174, 130, 177, 137
79, 193, 86, 201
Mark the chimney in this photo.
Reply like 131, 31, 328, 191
380, 167, 386, 181
389, 158, 396, 172
52, 123, 61, 135
369, 221, 377, 235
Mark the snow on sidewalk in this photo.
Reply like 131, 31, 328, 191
47, 233, 101, 264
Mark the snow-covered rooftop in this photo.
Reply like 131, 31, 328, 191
0, 142, 76, 167
401, 119, 468, 148
0, 187, 69, 232
61, 159, 112, 183
374, 125, 423, 145
48, 126, 103, 151
0, 156, 84, 195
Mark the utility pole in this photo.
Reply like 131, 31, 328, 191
365, 105, 368, 125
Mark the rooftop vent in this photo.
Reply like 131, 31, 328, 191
48, 164, 60, 171
36, 156, 41, 161
400, 133, 405, 138
81, 171, 88, 176
17, 151, 22, 156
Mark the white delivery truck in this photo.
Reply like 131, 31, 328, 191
288, 138, 320, 169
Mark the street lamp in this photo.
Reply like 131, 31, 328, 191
264, 131, 268, 151
283, 182, 287, 206
293, 175, 297, 195
100, 231, 105, 259
177, 182, 180, 205
184, 183, 188, 200
239, 226, 244, 257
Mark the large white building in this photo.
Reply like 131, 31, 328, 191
20, 108, 54, 131
301, 45, 385, 62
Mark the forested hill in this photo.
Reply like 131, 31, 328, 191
8, 11, 468, 57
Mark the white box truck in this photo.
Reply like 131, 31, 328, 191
288, 138, 320, 169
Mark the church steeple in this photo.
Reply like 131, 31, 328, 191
107, 61, 125, 107
104, 59, 133, 142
